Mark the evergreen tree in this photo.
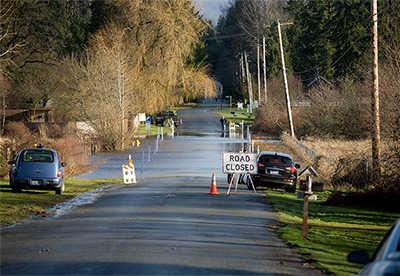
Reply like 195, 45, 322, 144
286, 0, 371, 81
329, 0, 370, 77
62, 0, 92, 55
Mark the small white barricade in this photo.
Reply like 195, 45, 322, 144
122, 165, 136, 184
229, 122, 235, 134
228, 123, 235, 138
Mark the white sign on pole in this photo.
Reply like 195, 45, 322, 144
139, 113, 146, 122
222, 152, 258, 174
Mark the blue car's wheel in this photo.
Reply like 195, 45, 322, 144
55, 181, 64, 195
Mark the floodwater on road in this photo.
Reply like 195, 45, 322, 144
77, 98, 262, 181
77, 133, 247, 180
1, 99, 325, 276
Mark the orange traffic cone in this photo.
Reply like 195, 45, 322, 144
180, 119, 183, 125
207, 173, 220, 195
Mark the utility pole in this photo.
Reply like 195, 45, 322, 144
257, 39, 261, 105
371, 0, 381, 184
277, 19, 295, 138
240, 53, 245, 79
244, 51, 253, 107
263, 34, 267, 104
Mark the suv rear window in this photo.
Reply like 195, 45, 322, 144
258, 155, 293, 166
22, 150, 54, 163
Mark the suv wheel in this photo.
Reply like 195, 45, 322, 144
246, 176, 253, 190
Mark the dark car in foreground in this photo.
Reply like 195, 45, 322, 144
8, 148, 67, 194
246, 151, 300, 193
348, 218, 400, 276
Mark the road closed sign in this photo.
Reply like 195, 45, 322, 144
222, 152, 258, 174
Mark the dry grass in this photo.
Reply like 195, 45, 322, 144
300, 137, 371, 160
279, 133, 399, 190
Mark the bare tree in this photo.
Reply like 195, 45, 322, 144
57, 0, 216, 150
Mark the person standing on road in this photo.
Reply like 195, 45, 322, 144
220, 116, 227, 132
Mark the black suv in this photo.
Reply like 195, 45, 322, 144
247, 152, 300, 193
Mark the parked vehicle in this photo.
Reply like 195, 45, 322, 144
348, 218, 400, 276
246, 151, 300, 193
8, 148, 67, 194
154, 111, 179, 126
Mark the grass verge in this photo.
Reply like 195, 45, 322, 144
2, 175, 397, 276
135, 123, 173, 136
0, 178, 121, 228
264, 188, 399, 275
135, 105, 196, 136
215, 107, 256, 127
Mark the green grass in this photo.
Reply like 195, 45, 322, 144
264, 189, 399, 275
0, 178, 121, 228
2, 175, 398, 275
215, 107, 256, 127
135, 106, 196, 136
135, 122, 174, 136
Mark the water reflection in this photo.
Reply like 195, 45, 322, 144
77, 132, 249, 180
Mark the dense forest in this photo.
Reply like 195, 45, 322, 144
1, 0, 399, 152
1, 0, 215, 150
207, 0, 399, 188
208, 0, 399, 140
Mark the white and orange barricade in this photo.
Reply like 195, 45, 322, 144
122, 164, 136, 184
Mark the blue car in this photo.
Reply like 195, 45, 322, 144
8, 148, 67, 194
348, 218, 400, 275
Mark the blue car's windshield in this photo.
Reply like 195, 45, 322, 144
22, 150, 54, 163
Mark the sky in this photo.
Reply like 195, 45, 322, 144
195, 0, 230, 25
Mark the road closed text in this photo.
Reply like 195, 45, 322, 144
222, 152, 258, 174
225, 163, 255, 172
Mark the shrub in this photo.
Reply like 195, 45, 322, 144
50, 135, 89, 177
297, 79, 370, 140
1, 122, 90, 179
253, 100, 288, 135
38, 123, 66, 139
3, 121, 36, 149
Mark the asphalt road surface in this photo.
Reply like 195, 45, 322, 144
1, 99, 324, 275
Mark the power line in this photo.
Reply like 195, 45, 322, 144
285, 2, 397, 78
286, 13, 373, 76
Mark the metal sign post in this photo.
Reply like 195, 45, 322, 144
146, 116, 151, 137
226, 172, 256, 195
222, 152, 258, 196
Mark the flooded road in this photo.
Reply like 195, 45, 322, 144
77, 99, 249, 180
1, 99, 325, 276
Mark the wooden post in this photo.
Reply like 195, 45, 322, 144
302, 174, 313, 238
371, 0, 381, 184
12, 139, 16, 159
257, 39, 261, 105
302, 194, 309, 238
263, 34, 267, 104
244, 51, 253, 106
